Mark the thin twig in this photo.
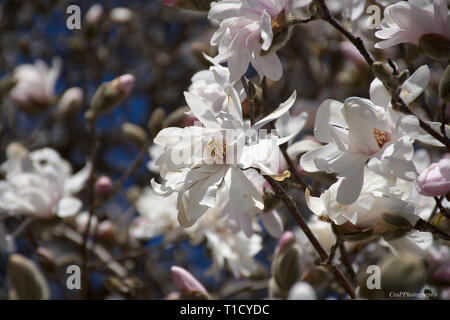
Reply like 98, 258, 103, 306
264, 176, 355, 298
94, 138, 152, 210
434, 196, 450, 220
313, 0, 450, 151
80, 118, 98, 298
332, 224, 357, 284
280, 146, 311, 193
414, 219, 450, 241
241, 76, 255, 125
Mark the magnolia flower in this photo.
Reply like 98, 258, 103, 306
300, 66, 438, 204
306, 169, 433, 256
130, 188, 180, 239
208, 0, 305, 82
131, 186, 262, 278
152, 85, 297, 229
417, 158, 450, 197
0, 147, 90, 219
10, 58, 61, 113
186, 204, 262, 278
188, 55, 244, 115
375, 0, 450, 50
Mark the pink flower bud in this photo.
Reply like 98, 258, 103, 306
163, 0, 178, 7
117, 74, 135, 97
431, 259, 450, 284
417, 158, 450, 197
170, 266, 208, 295
95, 176, 113, 194
85, 4, 104, 27
278, 231, 296, 254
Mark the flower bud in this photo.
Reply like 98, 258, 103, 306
8, 253, 50, 300
372, 61, 394, 84
270, 231, 302, 298
85, 4, 104, 28
417, 158, 450, 197
287, 281, 317, 300
9, 59, 61, 114
86, 74, 135, 121
56, 87, 84, 118
163, 106, 190, 128
121, 122, 148, 147
163, 0, 214, 12
431, 259, 450, 285
95, 175, 113, 195
171, 266, 210, 299
440, 65, 450, 103
127, 185, 142, 204
419, 33, 450, 60
358, 254, 427, 299
148, 107, 166, 137
36, 247, 56, 269
110, 7, 133, 24
0, 74, 17, 98
98, 220, 116, 244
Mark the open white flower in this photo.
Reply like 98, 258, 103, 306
300, 66, 436, 204
131, 188, 180, 239
189, 55, 244, 115
306, 169, 433, 256
186, 204, 263, 279
131, 185, 263, 279
10, 58, 61, 113
0, 147, 90, 219
208, 0, 305, 82
375, 0, 450, 49
152, 86, 297, 229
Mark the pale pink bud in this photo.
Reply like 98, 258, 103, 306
110, 8, 133, 24
183, 113, 198, 127
340, 41, 365, 68
85, 4, 104, 27
95, 176, 113, 194
431, 260, 450, 284
57, 87, 83, 117
163, 0, 178, 7
287, 281, 317, 300
278, 231, 296, 254
170, 266, 208, 295
117, 74, 135, 97
417, 158, 450, 197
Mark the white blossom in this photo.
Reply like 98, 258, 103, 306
0, 147, 90, 219
10, 58, 61, 112
208, 0, 305, 82
305, 169, 433, 256
300, 66, 439, 204
152, 85, 297, 229
375, 0, 450, 49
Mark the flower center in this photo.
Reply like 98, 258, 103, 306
271, 10, 287, 36
372, 128, 389, 149
207, 138, 227, 163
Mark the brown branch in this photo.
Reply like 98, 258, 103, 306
264, 176, 355, 298
241, 76, 255, 125
313, 0, 450, 151
332, 224, 357, 284
79, 118, 98, 298
94, 138, 153, 210
414, 219, 450, 241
